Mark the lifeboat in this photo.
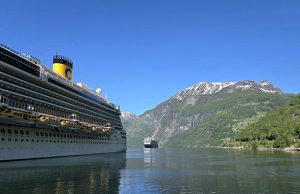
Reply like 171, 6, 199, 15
60, 120, 69, 126
4, 110, 24, 119
92, 125, 100, 131
39, 116, 49, 122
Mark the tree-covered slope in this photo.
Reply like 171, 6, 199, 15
164, 91, 292, 147
235, 94, 300, 148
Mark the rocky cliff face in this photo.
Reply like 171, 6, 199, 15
122, 80, 291, 148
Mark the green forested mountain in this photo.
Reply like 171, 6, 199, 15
163, 91, 291, 148
122, 81, 293, 148
235, 94, 300, 148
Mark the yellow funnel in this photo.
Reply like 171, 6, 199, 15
53, 55, 73, 80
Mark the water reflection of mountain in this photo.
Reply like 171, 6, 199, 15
0, 153, 126, 194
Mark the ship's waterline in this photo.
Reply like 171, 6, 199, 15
0, 43, 126, 161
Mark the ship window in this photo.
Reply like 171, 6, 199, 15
15, 138, 18, 142
37, 140, 39, 142
21, 139, 23, 142
8, 138, 11, 141
1, 138, 4, 141
14, 130, 18, 135
26, 131, 29, 135
45, 133, 48, 137
64, 134, 66, 138
1, 129, 5, 134
26, 139, 29, 142
67, 135, 69, 138
41, 132, 44, 136
61, 134, 63, 138
20, 130, 24, 135
36, 132, 39, 136
32, 139, 34, 142
49, 133, 52, 137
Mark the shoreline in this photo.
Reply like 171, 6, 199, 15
220, 146, 300, 153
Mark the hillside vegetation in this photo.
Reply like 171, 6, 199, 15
233, 94, 300, 149
164, 92, 292, 148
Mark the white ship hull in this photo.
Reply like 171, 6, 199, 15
0, 124, 126, 161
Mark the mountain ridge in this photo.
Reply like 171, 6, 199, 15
122, 80, 292, 148
173, 80, 282, 101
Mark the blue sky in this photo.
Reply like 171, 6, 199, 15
1, 0, 300, 115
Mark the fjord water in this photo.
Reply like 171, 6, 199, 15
0, 149, 300, 194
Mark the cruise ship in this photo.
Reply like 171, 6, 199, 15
0, 43, 126, 161
144, 137, 158, 148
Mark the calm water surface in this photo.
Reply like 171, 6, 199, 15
0, 148, 300, 194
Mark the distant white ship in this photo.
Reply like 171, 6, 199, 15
144, 137, 158, 148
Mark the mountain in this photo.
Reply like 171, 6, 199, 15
123, 80, 293, 148
121, 112, 156, 148
173, 80, 281, 101
235, 94, 300, 149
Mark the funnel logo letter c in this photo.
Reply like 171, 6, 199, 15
65, 68, 72, 79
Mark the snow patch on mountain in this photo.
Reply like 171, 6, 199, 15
121, 112, 139, 120
173, 80, 282, 100
173, 82, 235, 100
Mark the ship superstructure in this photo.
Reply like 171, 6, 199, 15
0, 43, 126, 161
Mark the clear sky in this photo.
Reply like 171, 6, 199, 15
1, 0, 299, 115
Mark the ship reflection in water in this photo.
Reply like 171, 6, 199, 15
0, 153, 126, 194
